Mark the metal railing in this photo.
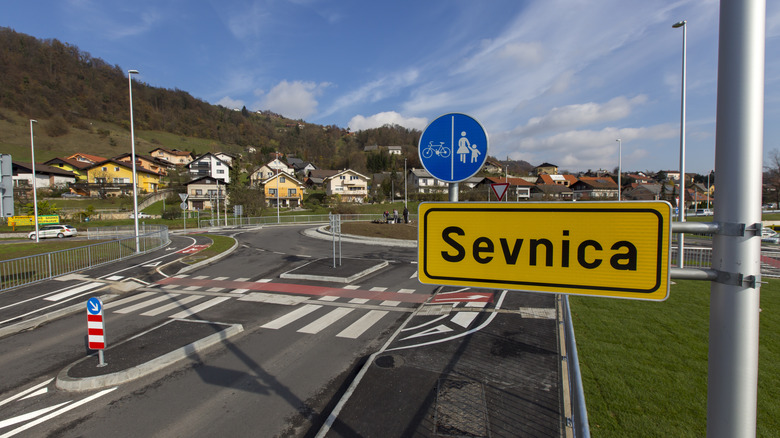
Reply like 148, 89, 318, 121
0, 225, 169, 292
671, 246, 780, 278
198, 213, 418, 228
561, 295, 590, 438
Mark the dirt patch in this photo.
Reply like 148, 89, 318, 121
340, 221, 417, 241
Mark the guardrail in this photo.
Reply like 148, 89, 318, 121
198, 213, 418, 228
561, 295, 590, 438
0, 226, 170, 292
671, 246, 780, 278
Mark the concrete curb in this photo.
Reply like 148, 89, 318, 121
303, 225, 417, 248
56, 320, 244, 392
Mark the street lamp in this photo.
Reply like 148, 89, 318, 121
29, 119, 39, 243
127, 69, 141, 253
673, 20, 687, 268
616, 138, 622, 201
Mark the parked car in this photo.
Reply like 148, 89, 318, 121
28, 224, 78, 240
60, 192, 84, 198
695, 209, 713, 216
129, 212, 153, 219
761, 228, 779, 244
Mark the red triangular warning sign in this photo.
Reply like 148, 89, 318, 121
491, 183, 509, 201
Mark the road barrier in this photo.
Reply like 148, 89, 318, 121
0, 225, 169, 292
198, 213, 418, 228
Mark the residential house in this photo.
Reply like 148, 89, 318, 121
484, 158, 504, 174
570, 176, 619, 200
261, 172, 304, 207
530, 184, 572, 200
305, 169, 339, 188
113, 153, 172, 176
408, 168, 448, 194
43, 157, 93, 182
475, 176, 534, 200
387, 146, 403, 155
536, 174, 578, 187
185, 176, 227, 211
534, 162, 559, 175
215, 152, 237, 165
81, 159, 162, 197
324, 169, 369, 203
67, 153, 107, 165
187, 152, 232, 183
287, 157, 316, 177
12, 162, 76, 189
149, 148, 193, 166
623, 183, 662, 201
625, 173, 655, 185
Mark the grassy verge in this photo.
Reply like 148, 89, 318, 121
340, 221, 417, 240
181, 233, 236, 264
0, 239, 110, 261
570, 279, 778, 437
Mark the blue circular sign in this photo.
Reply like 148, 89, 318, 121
87, 297, 103, 315
418, 113, 489, 183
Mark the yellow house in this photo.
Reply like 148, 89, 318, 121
43, 157, 93, 182
261, 172, 304, 207
85, 159, 162, 197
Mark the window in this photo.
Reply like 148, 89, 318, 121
280, 176, 286, 183
114, 167, 120, 172
95, 177, 107, 184
340, 175, 346, 180
195, 189, 203, 195
113, 178, 129, 184
217, 169, 225, 174
350, 175, 358, 180
102, 167, 108, 172
269, 188, 277, 196
288, 188, 297, 196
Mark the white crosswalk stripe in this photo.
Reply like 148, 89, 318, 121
337, 310, 388, 339
168, 297, 232, 319
141, 295, 202, 316
298, 308, 354, 334
114, 294, 178, 314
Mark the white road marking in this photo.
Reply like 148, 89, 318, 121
337, 310, 388, 339
451, 312, 479, 328
348, 298, 369, 304
103, 292, 156, 309
114, 294, 179, 314
298, 308, 354, 334
0, 379, 52, 408
44, 282, 103, 302
105, 275, 123, 281
261, 304, 322, 329
0, 387, 117, 438
318, 296, 339, 302
140, 295, 202, 316
168, 297, 231, 319
0, 402, 71, 429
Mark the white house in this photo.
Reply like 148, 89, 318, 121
12, 161, 76, 189
408, 168, 448, 194
324, 169, 369, 203
187, 152, 232, 183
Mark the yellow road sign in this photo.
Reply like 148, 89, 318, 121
418, 202, 672, 301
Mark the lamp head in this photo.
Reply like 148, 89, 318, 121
30, 119, 37, 123
673, 21, 686, 28
128, 69, 139, 75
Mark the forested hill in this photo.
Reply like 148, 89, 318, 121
0, 27, 423, 170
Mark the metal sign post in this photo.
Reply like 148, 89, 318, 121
707, 2, 764, 435
87, 297, 107, 367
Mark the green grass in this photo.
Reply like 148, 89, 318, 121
180, 233, 235, 264
570, 280, 779, 437
0, 239, 108, 261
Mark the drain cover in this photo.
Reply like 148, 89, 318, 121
434, 379, 489, 437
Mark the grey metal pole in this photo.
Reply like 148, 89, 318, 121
673, 21, 687, 268
29, 120, 39, 243
616, 138, 622, 201
449, 182, 458, 202
708, 1, 764, 436
128, 70, 141, 253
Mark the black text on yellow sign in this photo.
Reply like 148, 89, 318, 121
418, 202, 671, 301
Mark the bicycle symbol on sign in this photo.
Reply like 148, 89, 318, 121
422, 141, 451, 159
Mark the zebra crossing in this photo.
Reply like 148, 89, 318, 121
94, 274, 425, 339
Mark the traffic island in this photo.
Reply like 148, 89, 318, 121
56, 319, 243, 392
280, 257, 388, 283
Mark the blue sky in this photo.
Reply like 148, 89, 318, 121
4, 0, 780, 174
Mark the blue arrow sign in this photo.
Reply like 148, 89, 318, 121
418, 113, 488, 183
87, 297, 103, 315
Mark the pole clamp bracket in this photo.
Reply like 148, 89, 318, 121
714, 270, 758, 288
717, 222, 761, 237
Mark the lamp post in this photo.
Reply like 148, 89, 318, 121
616, 138, 622, 201
29, 120, 39, 243
673, 20, 687, 268
127, 69, 141, 253
404, 158, 407, 207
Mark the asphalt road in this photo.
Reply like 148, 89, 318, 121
0, 225, 440, 437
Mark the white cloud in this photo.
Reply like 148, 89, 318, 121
348, 112, 428, 131
257, 80, 327, 120
320, 69, 420, 119
216, 96, 245, 110
516, 95, 648, 136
